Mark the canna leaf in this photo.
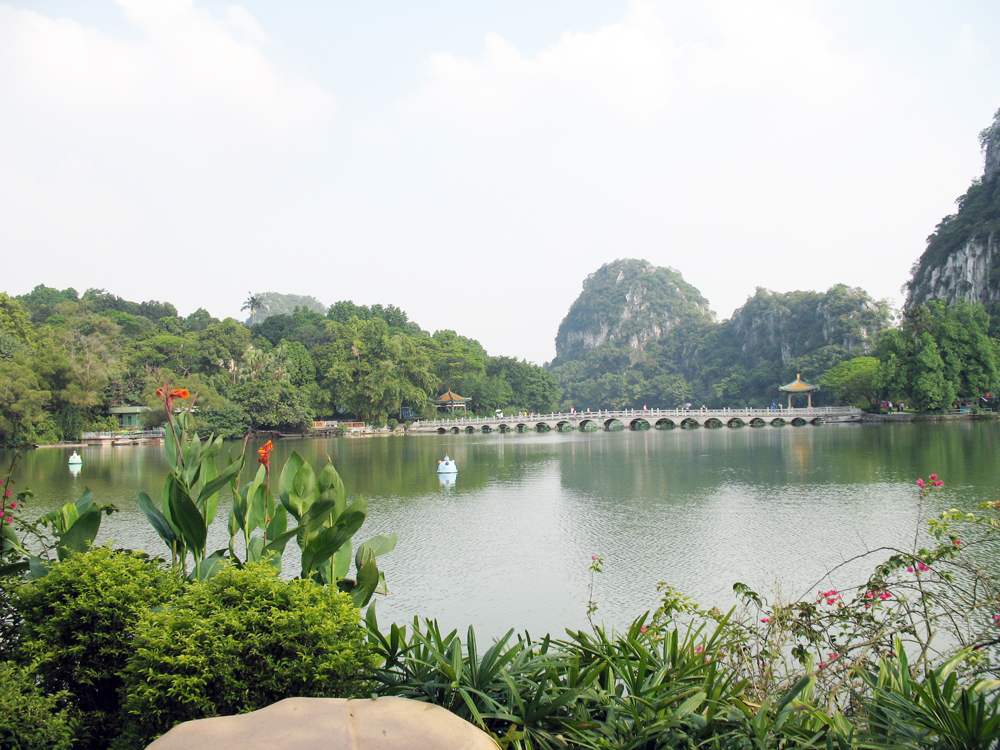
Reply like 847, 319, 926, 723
56, 505, 102, 561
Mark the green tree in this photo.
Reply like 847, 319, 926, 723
241, 292, 268, 326
821, 356, 883, 410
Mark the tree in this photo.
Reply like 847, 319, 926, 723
241, 293, 268, 326
316, 318, 435, 423
821, 357, 883, 410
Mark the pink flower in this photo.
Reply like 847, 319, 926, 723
929, 474, 938, 481
7, 502, 15, 509
761, 618, 770, 624
917, 478, 926, 489
695, 646, 703, 653
865, 591, 875, 599
829, 653, 839, 661
933, 480, 944, 487
879, 591, 892, 600
591, 555, 596, 561
955, 540, 962, 547
918, 562, 929, 571
907, 566, 914, 573
819, 661, 827, 669
3, 490, 8, 498
639, 625, 646, 633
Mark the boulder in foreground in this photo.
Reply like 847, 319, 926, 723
146, 696, 500, 750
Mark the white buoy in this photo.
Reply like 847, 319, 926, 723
436, 455, 458, 475
68, 451, 83, 465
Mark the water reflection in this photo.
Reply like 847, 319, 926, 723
2, 422, 998, 639
68, 464, 81, 478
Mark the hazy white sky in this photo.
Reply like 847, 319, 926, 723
1, 0, 998, 363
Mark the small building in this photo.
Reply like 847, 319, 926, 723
778, 374, 820, 408
109, 406, 149, 430
434, 389, 470, 414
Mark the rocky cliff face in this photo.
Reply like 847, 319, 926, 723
906, 108, 1000, 312
725, 285, 889, 365
554, 259, 715, 362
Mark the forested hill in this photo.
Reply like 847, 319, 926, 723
0, 286, 558, 445
553, 259, 715, 362
906, 108, 1000, 321
549, 260, 891, 409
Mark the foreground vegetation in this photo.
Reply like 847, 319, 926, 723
1, 393, 999, 748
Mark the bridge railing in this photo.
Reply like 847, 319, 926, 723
411, 406, 861, 429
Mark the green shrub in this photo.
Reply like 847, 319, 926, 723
13, 547, 183, 750
0, 661, 75, 750
116, 563, 373, 749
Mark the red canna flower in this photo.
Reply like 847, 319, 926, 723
258, 440, 273, 469
170, 388, 190, 399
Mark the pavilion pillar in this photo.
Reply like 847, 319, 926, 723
808, 393, 813, 408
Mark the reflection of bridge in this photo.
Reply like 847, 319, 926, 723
408, 406, 863, 434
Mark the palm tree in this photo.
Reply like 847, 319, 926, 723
241, 293, 268, 326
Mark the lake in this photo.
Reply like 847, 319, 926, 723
3, 421, 997, 639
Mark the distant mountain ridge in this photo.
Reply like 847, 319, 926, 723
549, 259, 890, 408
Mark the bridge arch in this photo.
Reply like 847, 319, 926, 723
579, 419, 599, 431
680, 417, 700, 428
810, 417, 823, 425
535, 422, 550, 432
727, 418, 745, 428
629, 418, 651, 430
655, 418, 675, 429
437, 427, 447, 434
769, 418, 786, 427
749, 418, 766, 427
790, 417, 807, 427
498, 424, 510, 433
604, 418, 624, 430
556, 420, 574, 432
704, 418, 723, 428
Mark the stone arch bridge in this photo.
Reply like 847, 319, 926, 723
408, 406, 862, 434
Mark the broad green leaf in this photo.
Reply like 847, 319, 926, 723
74, 488, 94, 517
137, 490, 179, 548
248, 536, 266, 562
292, 461, 317, 515
278, 451, 307, 518
0, 561, 29, 577
56, 506, 102, 561
266, 503, 288, 541
166, 475, 207, 558
351, 555, 380, 607
333, 541, 352, 580
263, 527, 299, 555
28, 557, 52, 580
317, 462, 346, 518
356, 534, 397, 570
247, 478, 268, 534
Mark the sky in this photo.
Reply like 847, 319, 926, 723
1, 1, 998, 364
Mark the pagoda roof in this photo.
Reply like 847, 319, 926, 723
434, 389, 470, 404
778, 374, 820, 393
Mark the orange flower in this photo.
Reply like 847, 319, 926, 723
170, 388, 190, 399
258, 440, 273, 469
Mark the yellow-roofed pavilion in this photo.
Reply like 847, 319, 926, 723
778, 373, 820, 408
434, 389, 470, 414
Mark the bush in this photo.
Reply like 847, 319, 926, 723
0, 661, 75, 750
116, 563, 374, 749
13, 547, 183, 750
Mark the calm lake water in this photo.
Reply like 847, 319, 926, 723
3, 421, 998, 639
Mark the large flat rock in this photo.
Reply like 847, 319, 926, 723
146, 696, 500, 750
